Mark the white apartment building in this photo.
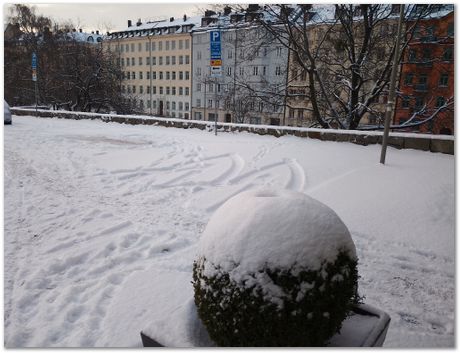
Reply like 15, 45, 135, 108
191, 8, 288, 125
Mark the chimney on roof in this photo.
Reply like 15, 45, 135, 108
224, 6, 232, 16
183, 14, 187, 22
79, 28, 82, 33
72, 28, 76, 32
96, 30, 99, 35
136, 19, 142, 26
128, 20, 132, 27
170, 17, 174, 22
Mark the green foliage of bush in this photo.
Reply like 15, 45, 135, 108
193, 251, 359, 347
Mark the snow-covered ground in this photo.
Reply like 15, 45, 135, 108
4, 116, 454, 347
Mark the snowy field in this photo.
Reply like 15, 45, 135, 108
4, 116, 454, 347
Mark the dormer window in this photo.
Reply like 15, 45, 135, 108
87, 36, 94, 42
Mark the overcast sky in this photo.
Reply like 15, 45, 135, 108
3, 2, 209, 33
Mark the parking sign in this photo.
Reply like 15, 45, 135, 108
210, 31, 222, 77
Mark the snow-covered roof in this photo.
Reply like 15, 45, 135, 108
66, 31, 104, 43
109, 15, 202, 39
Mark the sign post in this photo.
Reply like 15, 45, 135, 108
32, 52, 38, 111
210, 30, 222, 136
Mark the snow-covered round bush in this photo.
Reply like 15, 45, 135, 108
193, 189, 359, 347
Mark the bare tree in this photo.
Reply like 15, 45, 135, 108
231, 4, 453, 131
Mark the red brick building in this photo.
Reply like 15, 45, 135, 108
394, 9, 454, 135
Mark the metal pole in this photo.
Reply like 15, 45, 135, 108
214, 77, 218, 136
380, 4, 405, 164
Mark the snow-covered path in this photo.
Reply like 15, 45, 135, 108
4, 116, 454, 347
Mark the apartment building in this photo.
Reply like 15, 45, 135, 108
394, 7, 454, 134
191, 7, 288, 125
105, 16, 200, 118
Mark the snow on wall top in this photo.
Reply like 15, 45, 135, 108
198, 188, 356, 276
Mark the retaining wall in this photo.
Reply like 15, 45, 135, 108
11, 108, 454, 155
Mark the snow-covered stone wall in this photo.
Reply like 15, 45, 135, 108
11, 108, 454, 154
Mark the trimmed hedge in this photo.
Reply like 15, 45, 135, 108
193, 250, 360, 347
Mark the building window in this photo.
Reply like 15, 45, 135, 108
185, 87, 190, 96
228, 50, 233, 59
439, 73, 449, 87
166, 71, 170, 80
166, 87, 170, 95
179, 39, 183, 49
447, 22, 454, 37
132, 85, 136, 93
179, 56, 184, 65
197, 51, 202, 60
159, 56, 163, 65
194, 112, 202, 120
166, 40, 170, 50
146, 57, 150, 65
159, 87, 163, 94
166, 56, 170, 65
138, 43, 142, 52
172, 87, 176, 95
152, 72, 157, 80
401, 96, 410, 108
131, 43, 135, 52
422, 48, 431, 61
435, 96, 446, 108
147, 71, 150, 79
159, 72, 163, 80
145, 42, 150, 51
208, 99, 212, 108
171, 40, 176, 50
404, 72, 414, 85
179, 102, 183, 111
185, 102, 190, 111
147, 99, 151, 108
172, 71, 176, 80
172, 101, 176, 110
185, 39, 190, 49
414, 96, 424, 110
185, 55, 190, 64
140, 85, 143, 94
152, 42, 156, 51
443, 47, 453, 61
239, 67, 244, 76
196, 67, 202, 76
153, 86, 157, 94
197, 83, 201, 91
179, 71, 184, 80
131, 57, 135, 66
276, 47, 282, 56
253, 66, 259, 76
158, 41, 162, 51
139, 71, 143, 80
408, 49, 417, 62
196, 99, 201, 108
172, 56, 176, 65
227, 67, 232, 76
185, 71, 190, 80
147, 86, 150, 93
152, 57, 156, 65
132, 72, 136, 79
127, 72, 131, 80
275, 66, 281, 75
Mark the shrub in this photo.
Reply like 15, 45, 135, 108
192, 189, 360, 347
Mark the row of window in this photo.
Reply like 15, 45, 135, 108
401, 95, 447, 109
123, 71, 190, 81
195, 46, 283, 60
404, 72, 450, 87
194, 98, 281, 113
122, 85, 190, 96
408, 46, 453, 62
115, 39, 190, 53
118, 55, 190, 67
194, 65, 283, 77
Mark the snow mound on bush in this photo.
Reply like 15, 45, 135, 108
199, 188, 356, 281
